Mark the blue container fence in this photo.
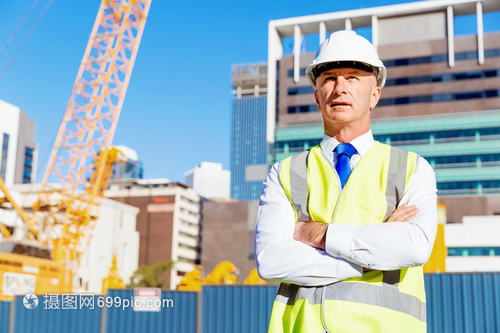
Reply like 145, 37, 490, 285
425, 273, 500, 333
13, 293, 102, 333
1, 274, 499, 333
202, 285, 278, 333
0, 300, 10, 333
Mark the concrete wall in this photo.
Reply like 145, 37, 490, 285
201, 200, 259, 282
439, 195, 500, 223
378, 12, 446, 45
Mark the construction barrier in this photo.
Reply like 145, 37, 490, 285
0, 273, 499, 333
0, 300, 10, 333
425, 273, 500, 333
201, 285, 276, 333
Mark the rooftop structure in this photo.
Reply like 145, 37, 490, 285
184, 162, 230, 199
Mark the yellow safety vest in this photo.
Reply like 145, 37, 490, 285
270, 142, 426, 333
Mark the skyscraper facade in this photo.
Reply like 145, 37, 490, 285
267, 0, 500, 222
230, 63, 268, 201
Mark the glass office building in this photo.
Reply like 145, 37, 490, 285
230, 64, 268, 201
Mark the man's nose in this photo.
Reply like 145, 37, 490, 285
333, 76, 348, 95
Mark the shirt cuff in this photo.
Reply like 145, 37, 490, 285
325, 223, 355, 259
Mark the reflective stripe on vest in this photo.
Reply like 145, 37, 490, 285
275, 282, 426, 322
290, 151, 310, 222
272, 142, 425, 333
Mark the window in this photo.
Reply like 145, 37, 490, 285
23, 147, 34, 184
287, 105, 318, 114
429, 153, 500, 169
178, 243, 199, 251
378, 89, 500, 107
180, 196, 199, 207
385, 69, 500, 87
274, 138, 322, 152
180, 219, 198, 228
437, 180, 500, 195
287, 68, 307, 78
373, 127, 500, 146
384, 48, 500, 68
288, 86, 315, 95
0, 134, 9, 180
177, 256, 196, 264
448, 247, 500, 256
179, 231, 198, 240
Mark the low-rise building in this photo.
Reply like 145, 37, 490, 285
446, 216, 500, 272
106, 179, 201, 290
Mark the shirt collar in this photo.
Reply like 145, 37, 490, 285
320, 130, 375, 158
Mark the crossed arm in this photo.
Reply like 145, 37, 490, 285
293, 204, 419, 250
255, 158, 438, 286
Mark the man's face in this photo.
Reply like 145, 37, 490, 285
314, 67, 381, 136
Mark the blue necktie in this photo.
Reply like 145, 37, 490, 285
335, 143, 357, 189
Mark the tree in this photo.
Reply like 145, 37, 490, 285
128, 259, 174, 289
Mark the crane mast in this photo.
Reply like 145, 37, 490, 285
29, 0, 152, 278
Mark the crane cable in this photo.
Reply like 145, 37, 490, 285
0, 0, 53, 231
0, 0, 54, 81
0, 0, 40, 59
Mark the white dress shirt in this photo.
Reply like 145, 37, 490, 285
255, 130, 438, 286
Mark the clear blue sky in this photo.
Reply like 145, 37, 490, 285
0, 0, 498, 183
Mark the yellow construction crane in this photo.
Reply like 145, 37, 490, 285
0, 0, 152, 297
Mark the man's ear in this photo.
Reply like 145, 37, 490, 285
314, 90, 321, 111
370, 86, 381, 109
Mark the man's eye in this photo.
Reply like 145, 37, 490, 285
324, 77, 335, 82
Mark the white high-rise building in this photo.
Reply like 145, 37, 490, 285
0, 100, 37, 185
184, 162, 230, 199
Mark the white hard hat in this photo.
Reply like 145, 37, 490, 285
306, 30, 386, 89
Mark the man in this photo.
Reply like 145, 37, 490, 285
255, 30, 437, 332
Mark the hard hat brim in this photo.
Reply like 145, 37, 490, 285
306, 60, 386, 90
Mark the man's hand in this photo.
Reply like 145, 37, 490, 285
387, 203, 419, 222
293, 221, 328, 250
